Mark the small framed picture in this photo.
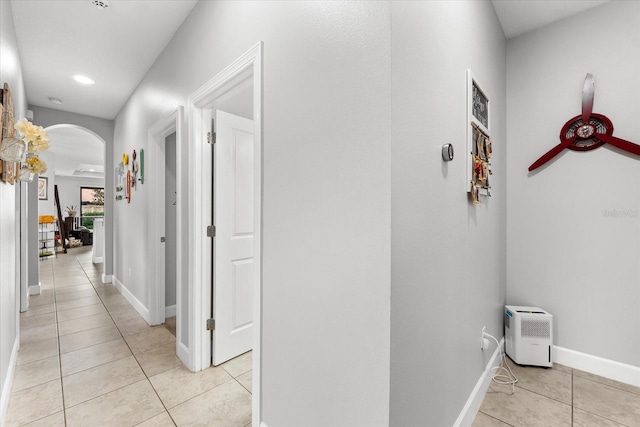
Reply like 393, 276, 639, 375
38, 176, 48, 200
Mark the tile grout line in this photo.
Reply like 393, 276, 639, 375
53, 260, 69, 426
28, 249, 251, 426
572, 372, 640, 397
54, 251, 106, 424
477, 410, 517, 427
233, 376, 253, 396
143, 376, 178, 426
81, 255, 179, 426
570, 378, 633, 427
479, 362, 636, 426
573, 408, 633, 427
57, 338, 128, 377
109, 310, 177, 425
511, 381, 573, 408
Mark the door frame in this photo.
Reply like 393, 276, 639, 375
187, 41, 263, 424
147, 107, 189, 366
19, 182, 28, 312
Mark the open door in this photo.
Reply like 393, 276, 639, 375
212, 110, 254, 366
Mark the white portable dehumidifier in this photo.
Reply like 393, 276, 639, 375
504, 305, 553, 367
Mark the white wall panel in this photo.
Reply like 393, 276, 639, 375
390, 1, 507, 425
506, 1, 640, 367
112, 2, 391, 425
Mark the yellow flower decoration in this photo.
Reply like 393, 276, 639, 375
29, 136, 49, 153
14, 118, 30, 134
14, 119, 50, 153
25, 156, 47, 174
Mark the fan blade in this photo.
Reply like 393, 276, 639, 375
582, 73, 594, 125
597, 133, 640, 155
528, 137, 576, 172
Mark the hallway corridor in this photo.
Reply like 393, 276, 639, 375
5, 248, 252, 426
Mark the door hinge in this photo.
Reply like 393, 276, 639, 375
206, 225, 216, 238
206, 318, 215, 330
207, 131, 216, 144
160, 236, 165, 243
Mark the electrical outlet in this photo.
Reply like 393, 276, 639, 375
481, 326, 486, 350
481, 326, 490, 350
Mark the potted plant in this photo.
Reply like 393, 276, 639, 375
65, 205, 78, 217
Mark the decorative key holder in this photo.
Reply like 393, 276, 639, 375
467, 70, 492, 205
470, 122, 492, 205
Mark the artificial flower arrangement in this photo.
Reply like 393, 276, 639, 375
24, 156, 47, 174
14, 118, 50, 154
13, 118, 50, 182
0, 117, 50, 181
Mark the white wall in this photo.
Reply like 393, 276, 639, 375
0, 0, 28, 422
113, 1, 391, 425
506, 1, 640, 367
390, 1, 507, 425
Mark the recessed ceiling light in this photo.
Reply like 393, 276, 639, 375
48, 97, 62, 105
73, 75, 95, 85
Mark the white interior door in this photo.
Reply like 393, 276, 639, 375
212, 110, 254, 366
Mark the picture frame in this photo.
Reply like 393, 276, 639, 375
466, 69, 491, 196
38, 176, 48, 200
115, 162, 124, 200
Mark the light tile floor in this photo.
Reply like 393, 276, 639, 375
472, 357, 640, 426
6, 247, 252, 427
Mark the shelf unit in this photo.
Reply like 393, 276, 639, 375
38, 216, 57, 259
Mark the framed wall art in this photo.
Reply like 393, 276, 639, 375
38, 176, 48, 200
115, 162, 124, 201
466, 70, 492, 204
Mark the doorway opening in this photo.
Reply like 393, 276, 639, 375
29, 124, 107, 301
164, 131, 178, 334
187, 42, 263, 425
147, 107, 188, 366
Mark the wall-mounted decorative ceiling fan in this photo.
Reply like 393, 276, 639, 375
528, 74, 640, 172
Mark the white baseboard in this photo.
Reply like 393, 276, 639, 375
101, 274, 112, 284
165, 305, 176, 318
92, 255, 104, 264
112, 276, 151, 324
453, 338, 504, 427
177, 341, 192, 372
29, 284, 41, 296
1, 337, 20, 426
553, 346, 640, 388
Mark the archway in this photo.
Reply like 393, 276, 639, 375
29, 124, 109, 296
